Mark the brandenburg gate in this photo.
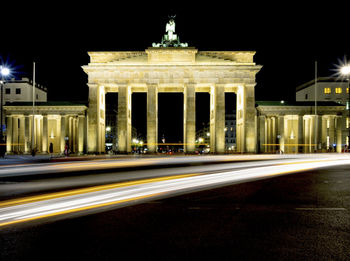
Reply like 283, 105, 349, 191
82, 18, 261, 154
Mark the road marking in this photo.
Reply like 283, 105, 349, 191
279, 159, 331, 165
295, 208, 347, 211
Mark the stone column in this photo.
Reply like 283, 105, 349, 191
60, 115, 66, 154
258, 115, 266, 153
12, 117, 18, 153
304, 117, 310, 153
37, 117, 42, 152
271, 116, 277, 153
297, 115, 303, 154
73, 117, 77, 153
315, 115, 322, 151
24, 116, 30, 153
310, 116, 315, 152
336, 116, 343, 153
42, 115, 48, 153
118, 85, 132, 153
6, 116, 12, 153
209, 85, 225, 153
78, 115, 85, 154
147, 84, 158, 153
68, 116, 73, 151
87, 84, 105, 154
321, 116, 327, 151
243, 84, 257, 153
65, 116, 70, 152
184, 84, 196, 153
278, 116, 285, 153
329, 116, 335, 151
18, 116, 25, 153
87, 83, 97, 153
266, 117, 271, 152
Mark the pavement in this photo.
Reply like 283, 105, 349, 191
0, 153, 135, 165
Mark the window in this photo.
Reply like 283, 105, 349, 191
305, 94, 308, 99
5, 88, 10, 94
324, 88, 331, 94
347, 88, 349, 94
335, 87, 342, 94
16, 88, 21, 94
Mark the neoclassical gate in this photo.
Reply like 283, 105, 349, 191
83, 47, 261, 154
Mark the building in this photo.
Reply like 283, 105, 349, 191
257, 101, 347, 154
3, 77, 47, 103
296, 77, 349, 106
3, 19, 349, 155
1, 77, 48, 139
82, 17, 260, 154
4, 102, 87, 154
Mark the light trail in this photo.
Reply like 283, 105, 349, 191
0, 154, 291, 178
1, 156, 350, 227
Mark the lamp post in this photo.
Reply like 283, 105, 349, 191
341, 65, 350, 150
0, 67, 10, 150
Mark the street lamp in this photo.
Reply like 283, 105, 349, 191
0, 66, 10, 152
341, 64, 350, 150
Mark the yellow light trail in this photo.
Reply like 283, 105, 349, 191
0, 192, 164, 227
0, 173, 199, 208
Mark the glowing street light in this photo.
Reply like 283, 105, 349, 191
341, 65, 350, 76
0, 67, 10, 77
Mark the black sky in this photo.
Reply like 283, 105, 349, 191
1, 2, 349, 102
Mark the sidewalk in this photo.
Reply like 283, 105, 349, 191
0, 154, 123, 165
0, 153, 163, 165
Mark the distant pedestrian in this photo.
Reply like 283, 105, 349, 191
64, 143, 69, 157
49, 142, 53, 157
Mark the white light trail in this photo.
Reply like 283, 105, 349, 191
0, 156, 350, 226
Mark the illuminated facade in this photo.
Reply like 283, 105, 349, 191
257, 101, 347, 153
82, 48, 261, 154
4, 102, 87, 154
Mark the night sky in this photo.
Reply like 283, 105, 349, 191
1, 2, 349, 141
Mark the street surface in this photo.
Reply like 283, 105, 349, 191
0, 154, 349, 260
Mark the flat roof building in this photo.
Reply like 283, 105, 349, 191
3, 77, 47, 103
296, 77, 349, 106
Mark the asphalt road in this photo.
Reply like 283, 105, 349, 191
0, 158, 349, 260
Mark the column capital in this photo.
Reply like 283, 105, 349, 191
87, 83, 98, 87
